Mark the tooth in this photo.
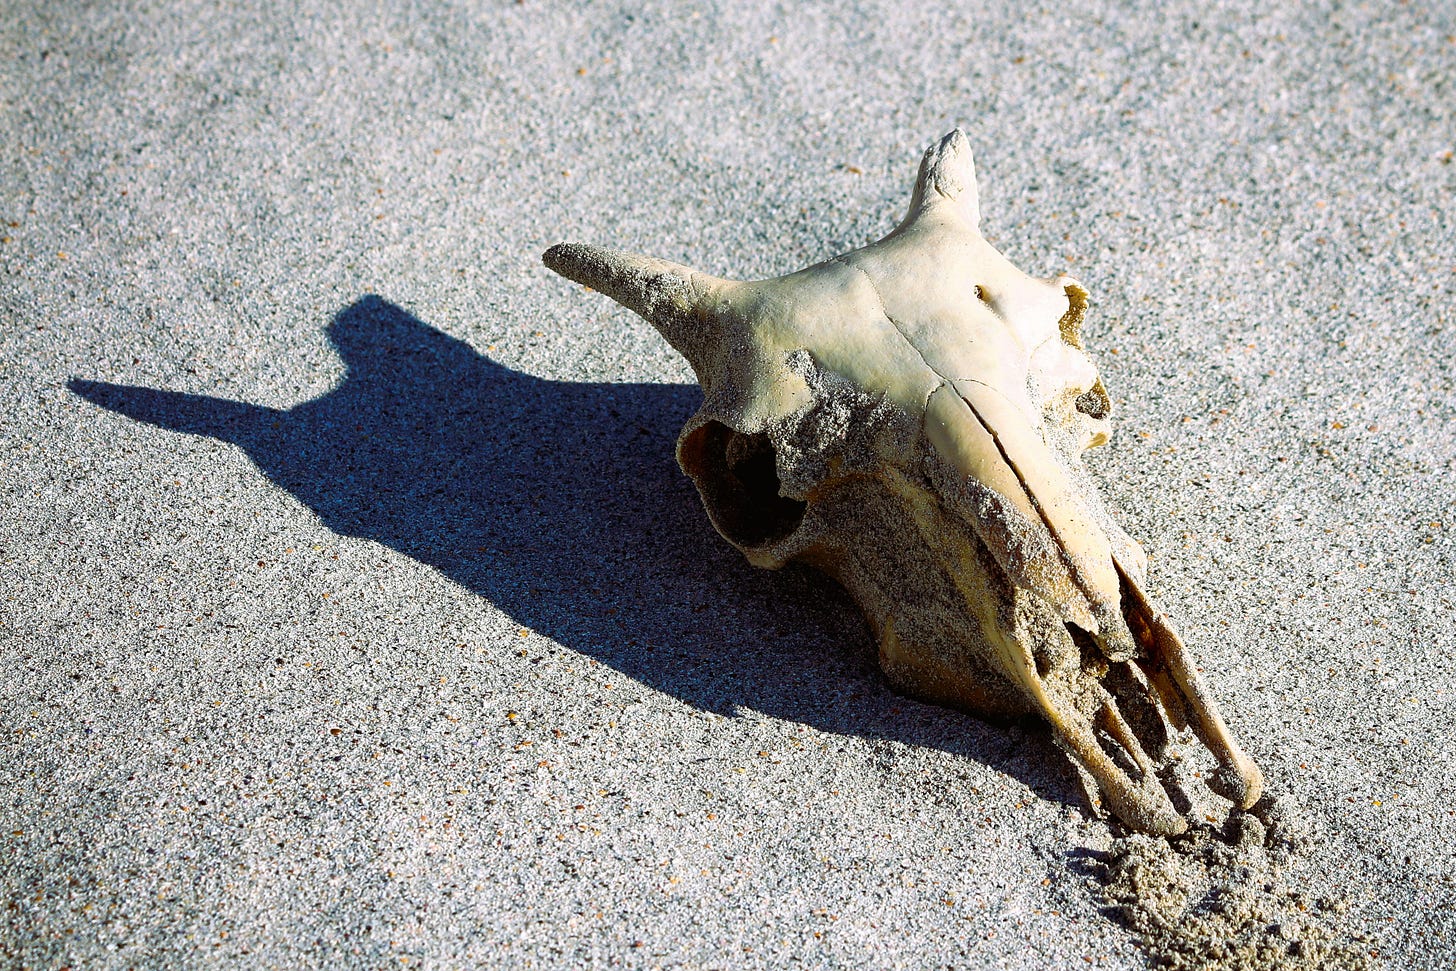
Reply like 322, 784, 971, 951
1043, 690, 1187, 836
1121, 571, 1264, 808
1098, 698, 1156, 777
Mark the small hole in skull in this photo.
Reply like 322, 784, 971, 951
1075, 382, 1111, 420
680, 421, 807, 549
973, 284, 986, 301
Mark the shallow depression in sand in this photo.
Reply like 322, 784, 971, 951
1084, 795, 1375, 970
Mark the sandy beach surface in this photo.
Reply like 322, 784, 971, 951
3, 1, 1453, 967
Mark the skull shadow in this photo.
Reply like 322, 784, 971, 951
70, 295, 1085, 814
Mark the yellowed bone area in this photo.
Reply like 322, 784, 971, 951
951, 381, 1123, 617
870, 469, 1184, 834
923, 383, 1099, 631
876, 468, 1047, 700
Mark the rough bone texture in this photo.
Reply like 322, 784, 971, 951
543, 130, 1262, 835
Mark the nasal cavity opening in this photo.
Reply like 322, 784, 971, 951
680, 421, 807, 549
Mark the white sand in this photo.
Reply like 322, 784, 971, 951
3, 1, 1453, 967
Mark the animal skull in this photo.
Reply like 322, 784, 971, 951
543, 130, 1260, 835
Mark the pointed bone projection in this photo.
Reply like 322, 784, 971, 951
543, 130, 1260, 835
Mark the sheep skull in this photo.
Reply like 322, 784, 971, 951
543, 130, 1260, 835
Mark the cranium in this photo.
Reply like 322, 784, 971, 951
543, 130, 1260, 835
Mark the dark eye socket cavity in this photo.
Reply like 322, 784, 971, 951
1075, 381, 1111, 420
678, 421, 806, 549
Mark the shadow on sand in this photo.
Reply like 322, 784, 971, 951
70, 295, 1083, 811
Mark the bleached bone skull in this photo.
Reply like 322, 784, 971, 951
543, 130, 1260, 835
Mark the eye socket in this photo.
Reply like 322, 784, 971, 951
1075, 380, 1111, 420
679, 421, 807, 549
